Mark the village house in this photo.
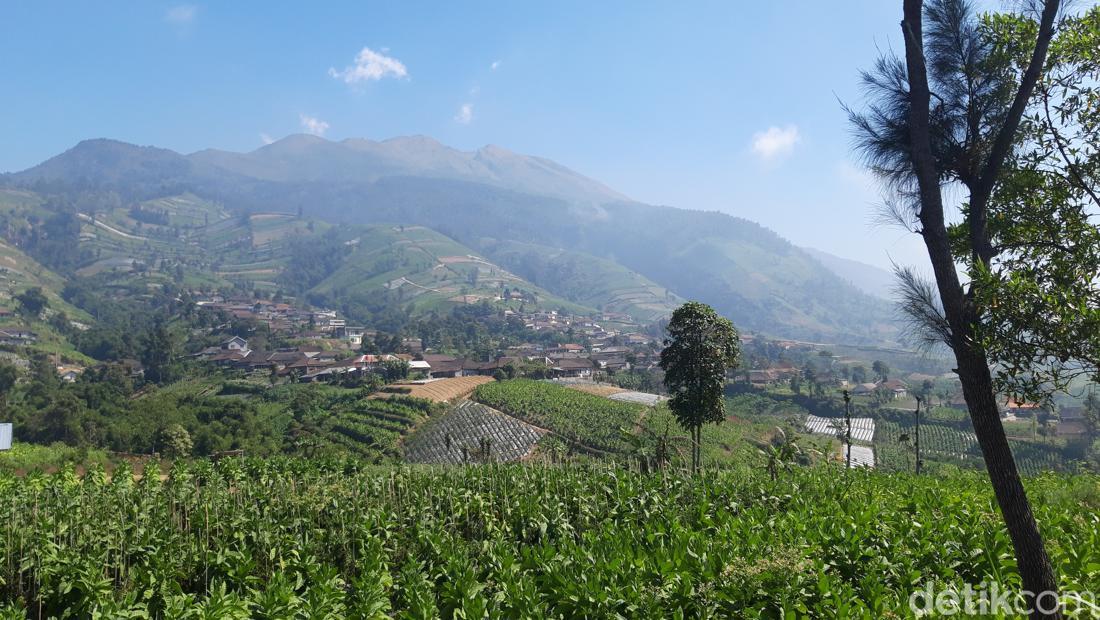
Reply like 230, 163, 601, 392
57, 365, 84, 383
221, 336, 250, 354
342, 326, 367, 346
422, 354, 463, 379
1056, 407, 1088, 436
551, 357, 594, 379
748, 369, 780, 387
0, 328, 37, 346
1001, 398, 1044, 418
881, 379, 909, 399
851, 382, 879, 396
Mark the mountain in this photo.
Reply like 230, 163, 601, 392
8, 135, 900, 344
803, 247, 897, 301
191, 134, 629, 204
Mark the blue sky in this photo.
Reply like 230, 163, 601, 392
0, 1, 929, 269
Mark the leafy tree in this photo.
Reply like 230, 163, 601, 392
753, 427, 810, 482
380, 359, 410, 383
38, 393, 86, 446
871, 360, 889, 382
15, 287, 48, 318
851, 365, 868, 384
848, 0, 1066, 603
1083, 391, 1100, 437
803, 364, 817, 386
871, 385, 893, 408
141, 319, 178, 384
659, 301, 740, 474
789, 374, 802, 395
0, 363, 17, 411
914, 379, 935, 402
160, 424, 193, 458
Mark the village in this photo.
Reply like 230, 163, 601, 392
187, 293, 663, 384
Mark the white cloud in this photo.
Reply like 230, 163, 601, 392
751, 125, 801, 161
259, 133, 275, 145
328, 47, 408, 84
491, 60, 501, 71
299, 114, 329, 136
165, 4, 196, 24
454, 103, 474, 125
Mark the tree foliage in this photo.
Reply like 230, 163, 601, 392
15, 287, 48, 318
971, 7, 1100, 400
659, 301, 740, 473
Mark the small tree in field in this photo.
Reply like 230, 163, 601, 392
160, 424, 193, 459
659, 301, 740, 474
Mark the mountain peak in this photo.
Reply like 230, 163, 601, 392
262, 133, 330, 150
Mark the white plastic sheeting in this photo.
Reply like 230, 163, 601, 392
804, 414, 875, 443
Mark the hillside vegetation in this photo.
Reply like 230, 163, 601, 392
6, 136, 900, 344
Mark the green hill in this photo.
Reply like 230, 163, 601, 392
0, 188, 594, 322
309, 225, 594, 315
475, 238, 683, 322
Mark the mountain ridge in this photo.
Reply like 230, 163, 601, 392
6, 135, 899, 344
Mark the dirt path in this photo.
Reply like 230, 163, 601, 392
77, 213, 149, 241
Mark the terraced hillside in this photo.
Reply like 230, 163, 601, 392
4, 187, 599, 319
10, 136, 903, 344
403, 400, 546, 464
476, 239, 683, 321
871, 416, 1067, 475
374, 376, 494, 403
311, 397, 436, 459
308, 225, 593, 314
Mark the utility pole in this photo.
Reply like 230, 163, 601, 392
914, 396, 922, 475
843, 390, 852, 469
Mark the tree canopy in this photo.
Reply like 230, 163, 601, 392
659, 301, 740, 473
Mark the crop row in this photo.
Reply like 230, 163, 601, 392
874, 420, 978, 455
473, 379, 644, 452
1, 459, 1097, 617
299, 396, 435, 459
403, 401, 546, 464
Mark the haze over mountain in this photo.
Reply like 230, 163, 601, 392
189, 135, 628, 204
802, 247, 897, 300
7, 135, 899, 344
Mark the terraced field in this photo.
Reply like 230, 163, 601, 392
871, 419, 1065, 474
375, 376, 495, 403
403, 401, 546, 464
474, 379, 645, 453
874, 419, 977, 457
287, 392, 439, 459
609, 391, 667, 406
558, 382, 628, 398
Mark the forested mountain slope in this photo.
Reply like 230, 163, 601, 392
7, 136, 899, 342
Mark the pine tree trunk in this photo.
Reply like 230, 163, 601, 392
899, 0, 1063, 611
955, 345, 1060, 618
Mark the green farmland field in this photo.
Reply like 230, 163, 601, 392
1, 460, 1097, 618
